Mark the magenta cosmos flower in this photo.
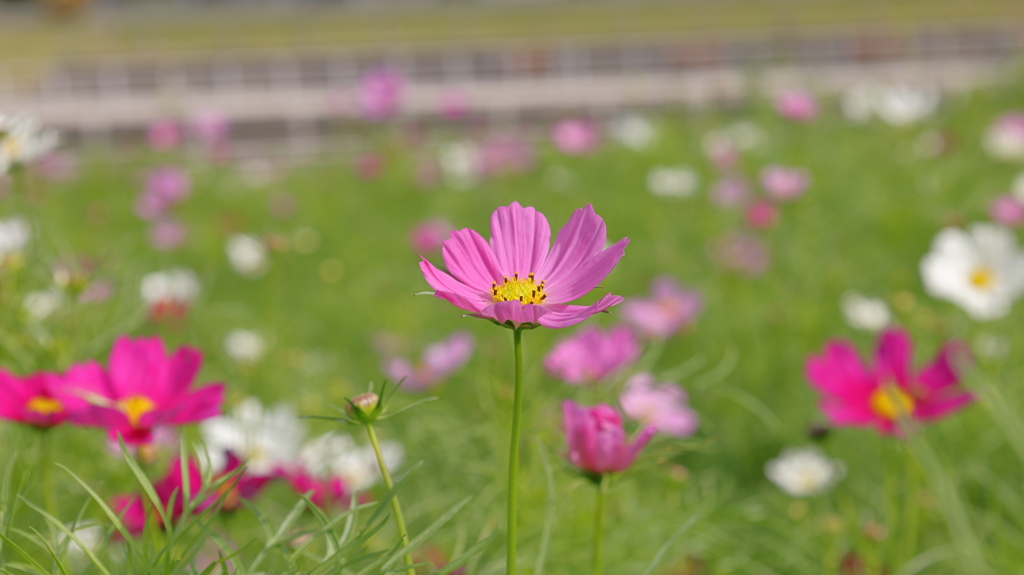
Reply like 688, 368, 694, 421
563, 400, 655, 476
383, 331, 475, 391
419, 202, 628, 329
806, 329, 973, 435
620, 373, 699, 438
774, 89, 819, 122
64, 336, 225, 444
551, 118, 600, 155
0, 370, 85, 428
358, 67, 405, 121
544, 325, 640, 385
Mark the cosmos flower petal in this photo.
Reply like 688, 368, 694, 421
166, 384, 226, 425
419, 259, 488, 308
917, 341, 971, 392
914, 392, 974, 420
805, 342, 873, 399
537, 293, 623, 329
537, 204, 607, 285
488, 202, 551, 276
441, 228, 503, 291
477, 300, 547, 327
108, 336, 167, 397
543, 238, 628, 303
162, 346, 203, 396
875, 329, 913, 386
625, 425, 657, 466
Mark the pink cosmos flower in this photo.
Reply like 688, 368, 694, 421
621, 276, 702, 339
806, 329, 973, 435
761, 165, 810, 201
147, 119, 182, 151
439, 90, 470, 120
149, 218, 188, 251
135, 167, 190, 221
562, 400, 656, 475
419, 202, 628, 329
544, 326, 640, 385
64, 336, 225, 444
285, 471, 352, 508
479, 134, 535, 176
0, 370, 85, 428
36, 152, 78, 182
358, 67, 405, 121
984, 112, 1024, 161
774, 90, 819, 122
709, 176, 750, 208
410, 218, 454, 253
745, 200, 780, 229
708, 233, 770, 276
551, 118, 600, 155
191, 111, 230, 146
383, 331, 476, 391
989, 194, 1024, 227
620, 373, 699, 438
354, 153, 384, 180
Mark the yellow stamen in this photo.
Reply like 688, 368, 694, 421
26, 396, 63, 416
869, 385, 916, 421
491, 272, 547, 305
969, 267, 996, 291
118, 395, 156, 428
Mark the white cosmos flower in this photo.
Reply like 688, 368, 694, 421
201, 397, 306, 476
438, 141, 481, 189
0, 114, 59, 169
984, 113, 1024, 162
23, 289, 63, 322
297, 432, 404, 491
226, 234, 269, 278
920, 223, 1024, 320
646, 166, 698, 199
874, 85, 940, 127
139, 267, 200, 306
608, 114, 655, 150
765, 447, 845, 498
58, 522, 105, 563
223, 329, 267, 363
0, 217, 30, 264
840, 292, 891, 332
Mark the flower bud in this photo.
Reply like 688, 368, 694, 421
347, 392, 382, 423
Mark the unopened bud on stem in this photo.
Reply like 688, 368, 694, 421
347, 392, 382, 423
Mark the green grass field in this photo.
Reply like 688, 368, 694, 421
3, 73, 1024, 574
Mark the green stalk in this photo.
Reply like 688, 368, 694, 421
365, 422, 414, 575
37, 429, 57, 518
507, 328, 525, 575
593, 474, 609, 575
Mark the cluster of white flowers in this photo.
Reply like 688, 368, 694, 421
226, 234, 269, 278
840, 292, 892, 332
0, 114, 59, 175
223, 329, 267, 364
296, 432, 404, 491
608, 113, 656, 151
765, 447, 846, 497
139, 267, 201, 307
840, 84, 941, 126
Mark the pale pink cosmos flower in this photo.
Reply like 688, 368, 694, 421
358, 67, 405, 121
383, 331, 476, 391
419, 202, 628, 329
479, 134, 535, 176
191, 111, 230, 146
36, 152, 78, 181
135, 167, 190, 221
761, 165, 810, 201
983, 112, 1024, 161
63, 336, 225, 445
774, 90, 819, 122
410, 218, 454, 253
544, 326, 640, 385
806, 329, 973, 436
439, 90, 470, 120
562, 400, 655, 475
621, 276, 702, 339
710, 176, 750, 208
147, 119, 182, 151
551, 118, 600, 155
708, 233, 770, 276
149, 219, 188, 251
745, 200, 779, 229
989, 194, 1024, 227
620, 372, 699, 438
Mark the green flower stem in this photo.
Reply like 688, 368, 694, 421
37, 429, 57, 518
593, 474, 609, 575
365, 422, 415, 575
507, 327, 525, 575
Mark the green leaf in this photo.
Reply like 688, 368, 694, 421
17, 497, 112, 575
639, 512, 700, 575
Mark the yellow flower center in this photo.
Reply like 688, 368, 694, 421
869, 385, 916, 421
969, 267, 996, 291
118, 395, 157, 428
2, 137, 21, 158
26, 396, 63, 415
491, 272, 547, 305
